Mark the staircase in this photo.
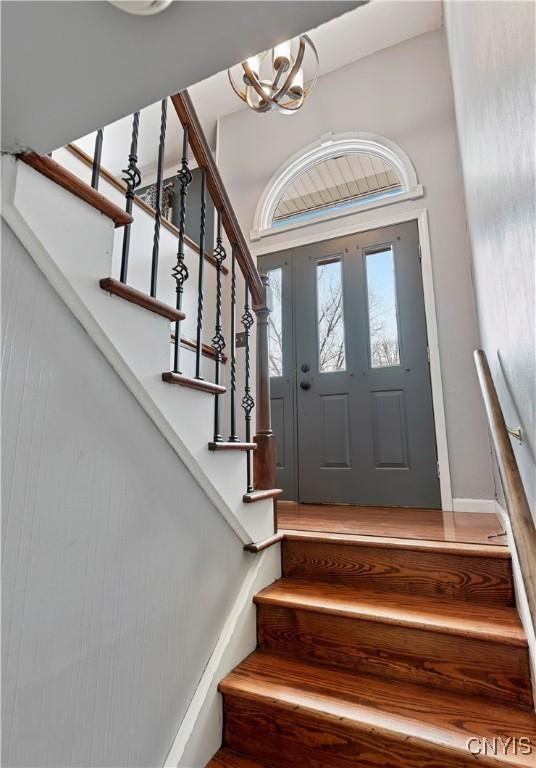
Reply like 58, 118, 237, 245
6, 84, 536, 768
209, 527, 536, 767
7, 90, 282, 549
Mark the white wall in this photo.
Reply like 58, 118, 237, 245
444, 0, 536, 522
217, 27, 494, 502
1, 220, 252, 767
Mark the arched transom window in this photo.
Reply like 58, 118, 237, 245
274, 152, 402, 225
252, 133, 422, 239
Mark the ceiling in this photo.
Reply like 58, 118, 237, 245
68, 0, 442, 186
1, 0, 359, 154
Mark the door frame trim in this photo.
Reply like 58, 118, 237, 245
252, 207, 453, 511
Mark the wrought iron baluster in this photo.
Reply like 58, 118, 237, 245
150, 99, 167, 298
228, 244, 239, 441
195, 169, 206, 379
120, 112, 141, 284
91, 129, 103, 190
171, 125, 192, 373
241, 284, 255, 492
211, 210, 227, 442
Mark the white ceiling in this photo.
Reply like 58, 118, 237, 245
71, 0, 442, 183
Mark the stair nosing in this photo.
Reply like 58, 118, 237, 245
279, 528, 511, 559
255, 578, 527, 647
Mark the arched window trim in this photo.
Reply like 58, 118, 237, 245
251, 131, 423, 241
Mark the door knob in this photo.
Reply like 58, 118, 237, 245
300, 381, 311, 390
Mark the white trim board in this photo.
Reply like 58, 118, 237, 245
165, 545, 281, 767
254, 206, 453, 512
452, 498, 498, 514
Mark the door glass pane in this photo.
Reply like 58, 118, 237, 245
366, 247, 401, 368
267, 267, 283, 377
316, 257, 346, 373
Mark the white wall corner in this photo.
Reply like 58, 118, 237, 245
165, 545, 281, 768
494, 501, 536, 708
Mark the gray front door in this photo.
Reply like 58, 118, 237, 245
261, 221, 441, 508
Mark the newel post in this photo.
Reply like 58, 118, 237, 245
253, 274, 277, 489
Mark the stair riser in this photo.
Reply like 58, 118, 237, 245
257, 604, 532, 706
282, 540, 514, 605
223, 694, 484, 768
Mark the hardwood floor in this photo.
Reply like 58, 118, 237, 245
277, 501, 507, 545
208, 505, 534, 767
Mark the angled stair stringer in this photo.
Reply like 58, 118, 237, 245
1, 155, 274, 544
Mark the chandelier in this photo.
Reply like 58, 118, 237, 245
228, 35, 319, 115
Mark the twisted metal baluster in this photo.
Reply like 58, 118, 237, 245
241, 284, 255, 492
195, 169, 206, 379
171, 125, 192, 373
119, 112, 141, 283
150, 99, 167, 298
211, 210, 227, 442
228, 243, 239, 441
120, 112, 141, 284
91, 129, 103, 190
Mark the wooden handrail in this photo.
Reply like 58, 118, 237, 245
474, 349, 536, 628
170, 90, 265, 309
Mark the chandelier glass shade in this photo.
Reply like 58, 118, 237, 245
228, 35, 319, 114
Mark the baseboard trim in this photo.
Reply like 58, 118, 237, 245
452, 498, 497, 513
164, 545, 281, 768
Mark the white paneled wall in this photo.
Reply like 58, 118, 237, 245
1, 220, 251, 767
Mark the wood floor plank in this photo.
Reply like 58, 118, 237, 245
206, 747, 268, 767
277, 502, 506, 546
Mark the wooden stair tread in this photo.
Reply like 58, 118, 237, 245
161, 371, 225, 394
280, 527, 511, 558
243, 489, 283, 503
208, 442, 257, 451
255, 577, 526, 646
220, 650, 536, 766
20, 152, 133, 228
207, 747, 267, 767
100, 278, 185, 321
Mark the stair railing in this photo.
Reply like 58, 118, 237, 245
90, 90, 278, 501
170, 91, 277, 498
474, 349, 536, 628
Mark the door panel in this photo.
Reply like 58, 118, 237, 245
260, 221, 440, 508
371, 389, 409, 468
